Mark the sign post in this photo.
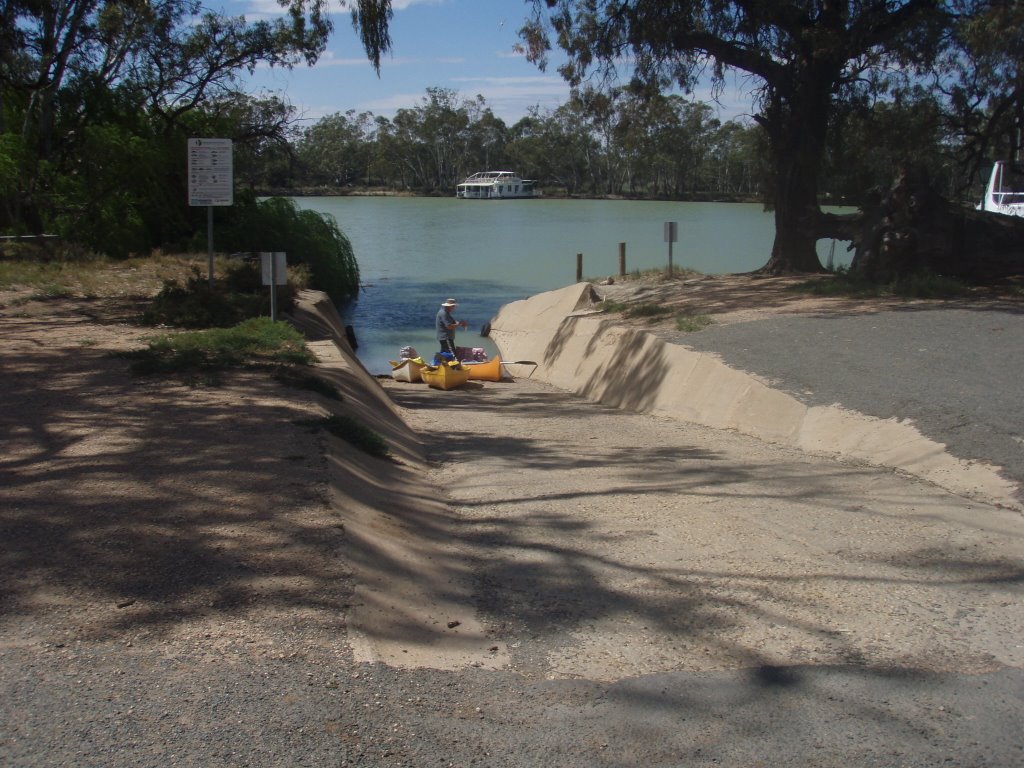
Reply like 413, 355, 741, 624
187, 138, 233, 286
663, 221, 678, 277
260, 252, 287, 322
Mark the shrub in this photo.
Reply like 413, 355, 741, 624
675, 313, 714, 332
318, 415, 390, 459
124, 316, 315, 378
625, 302, 672, 320
215, 193, 360, 305
142, 261, 298, 328
788, 268, 971, 299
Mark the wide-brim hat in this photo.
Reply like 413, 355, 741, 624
441, 298, 457, 307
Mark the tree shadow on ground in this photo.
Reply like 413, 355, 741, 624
0, 321, 351, 641
383, 378, 1024, 678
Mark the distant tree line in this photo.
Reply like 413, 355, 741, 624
248, 85, 972, 207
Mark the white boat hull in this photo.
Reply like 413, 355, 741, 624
456, 171, 537, 199
978, 161, 1024, 217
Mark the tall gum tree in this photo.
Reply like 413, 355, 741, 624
520, 0, 952, 274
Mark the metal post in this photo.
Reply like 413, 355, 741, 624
664, 221, 677, 278
576, 253, 583, 282
270, 252, 278, 322
207, 205, 214, 287
618, 242, 626, 276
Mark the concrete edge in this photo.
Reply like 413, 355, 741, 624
286, 290, 510, 670
489, 283, 1021, 512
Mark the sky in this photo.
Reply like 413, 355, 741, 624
231, 0, 754, 127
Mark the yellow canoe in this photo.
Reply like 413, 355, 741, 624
388, 357, 426, 382
464, 355, 504, 381
420, 362, 471, 390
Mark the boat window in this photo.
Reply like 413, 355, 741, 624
997, 163, 1024, 194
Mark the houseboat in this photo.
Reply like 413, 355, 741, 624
978, 160, 1024, 217
456, 171, 537, 199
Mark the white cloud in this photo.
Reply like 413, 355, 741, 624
232, 0, 447, 18
316, 50, 420, 68
337, 0, 448, 10
347, 73, 569, 123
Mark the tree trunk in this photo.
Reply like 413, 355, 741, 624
756, 78, 831, 275
762, 193, 826, 274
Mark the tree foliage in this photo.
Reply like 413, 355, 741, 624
288, 86, 763, 199
216, 194, 360, 305
939, 1, 1024, 187
518, 0, 1012, 274
0, 0, 392, 301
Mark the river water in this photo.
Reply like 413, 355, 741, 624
291, 196, 851, 374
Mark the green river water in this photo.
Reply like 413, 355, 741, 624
290, 196, 851, 374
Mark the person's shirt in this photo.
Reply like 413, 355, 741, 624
436, 307, 456, 340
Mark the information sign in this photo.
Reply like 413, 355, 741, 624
260, 252, 288, 286
187, 138, 233, 206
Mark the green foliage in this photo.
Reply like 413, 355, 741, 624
31, 283, 76, 300
675, 314, 714, 332
215, 194, 360, 305
124, 317, 316, 379
0, 134, 31, 207
0, 0, 390, 256
317, 415, 391, 459
142, 261, 297, 328
788, 270, 971, 299
624, 302, 672, 320
597, 299, 672, 320
889, 273, 972, 299
296, 110, 376, 187
596, 299, 630, 314
824, 96, 955, 203
48, 124, 166, 258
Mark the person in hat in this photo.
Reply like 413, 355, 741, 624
435, 298, 467, 359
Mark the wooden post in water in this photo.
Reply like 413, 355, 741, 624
618, 242, 626, 276
576, 253, 583, 282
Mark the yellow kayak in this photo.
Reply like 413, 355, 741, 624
420, 362, 471, 390
388, 357, 426, 382
464, 355, 504, 382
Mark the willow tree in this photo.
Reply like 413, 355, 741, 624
520, 0, 959, 273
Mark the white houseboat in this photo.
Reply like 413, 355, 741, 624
456, 171, 537, 199
978, 160, 1024, 217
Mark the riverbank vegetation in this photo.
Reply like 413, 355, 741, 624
787, 270, 975, 300
123, 318, 315, 378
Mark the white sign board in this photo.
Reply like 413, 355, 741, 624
260, 252, 287, 286
188, 138, 233, 206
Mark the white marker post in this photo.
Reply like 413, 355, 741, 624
664, 221, 678, 277
187, 138, 234, 286
260, 252, 287, 322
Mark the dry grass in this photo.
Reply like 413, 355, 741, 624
0, 249, 234, 305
